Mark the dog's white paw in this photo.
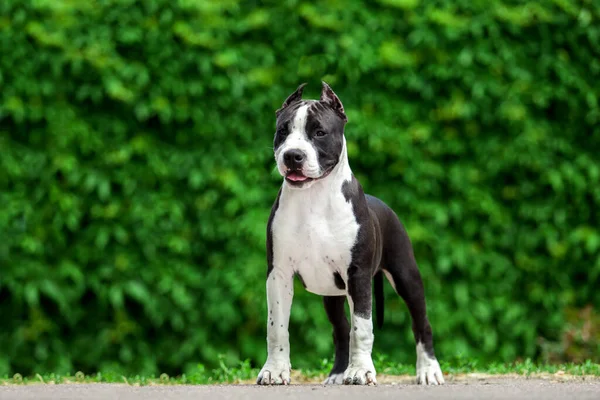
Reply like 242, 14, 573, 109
416, 355, 445, 385
342, 362, 377, 385
256, 361, 291, 385
323, 372, 345, 385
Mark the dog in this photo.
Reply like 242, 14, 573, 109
256, 82, 445, 386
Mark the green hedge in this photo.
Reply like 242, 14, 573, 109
1, 0, 599, 376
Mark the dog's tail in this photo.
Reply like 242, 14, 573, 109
374, 270, 384, 330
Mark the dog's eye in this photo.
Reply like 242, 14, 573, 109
277, 128, 288, 137
315, 130, 327, 137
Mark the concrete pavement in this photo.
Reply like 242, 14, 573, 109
1, 377, 600, 400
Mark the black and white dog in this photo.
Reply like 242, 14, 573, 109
257, 82, 444, 386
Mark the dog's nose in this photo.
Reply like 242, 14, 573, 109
283, 149, 306, 168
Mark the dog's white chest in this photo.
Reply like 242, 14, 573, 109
272, 184, 359, 296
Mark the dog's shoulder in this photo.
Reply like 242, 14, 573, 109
341, 175, 371, 224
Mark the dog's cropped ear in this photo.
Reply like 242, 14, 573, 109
320, 81, 347, 123
276, 83, 307, 116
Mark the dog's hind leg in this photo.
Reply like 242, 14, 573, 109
381, 217, 445, 385
322, 296, 350, 384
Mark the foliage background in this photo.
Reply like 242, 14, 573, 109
1, 0, 599, 377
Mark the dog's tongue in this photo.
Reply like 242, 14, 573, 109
287, 172, 308, 182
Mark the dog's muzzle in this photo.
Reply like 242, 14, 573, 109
283, 149, 306, 170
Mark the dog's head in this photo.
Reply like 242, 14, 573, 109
273, 82, 348, 189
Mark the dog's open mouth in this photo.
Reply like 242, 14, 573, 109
285, 171, 313, 185
285, 166, 335, 186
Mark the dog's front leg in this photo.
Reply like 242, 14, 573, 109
256, 268, 294, 385
343, 265, 377, 385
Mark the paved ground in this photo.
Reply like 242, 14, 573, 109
1, 378, 600, 400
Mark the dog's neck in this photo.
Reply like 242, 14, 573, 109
282, 137, 352, 199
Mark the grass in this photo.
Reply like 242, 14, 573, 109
2, 356, 599, 386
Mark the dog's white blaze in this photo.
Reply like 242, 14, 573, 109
416, 342, 445, 385
272, 139, 357, 296
275, 104, 321, 178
